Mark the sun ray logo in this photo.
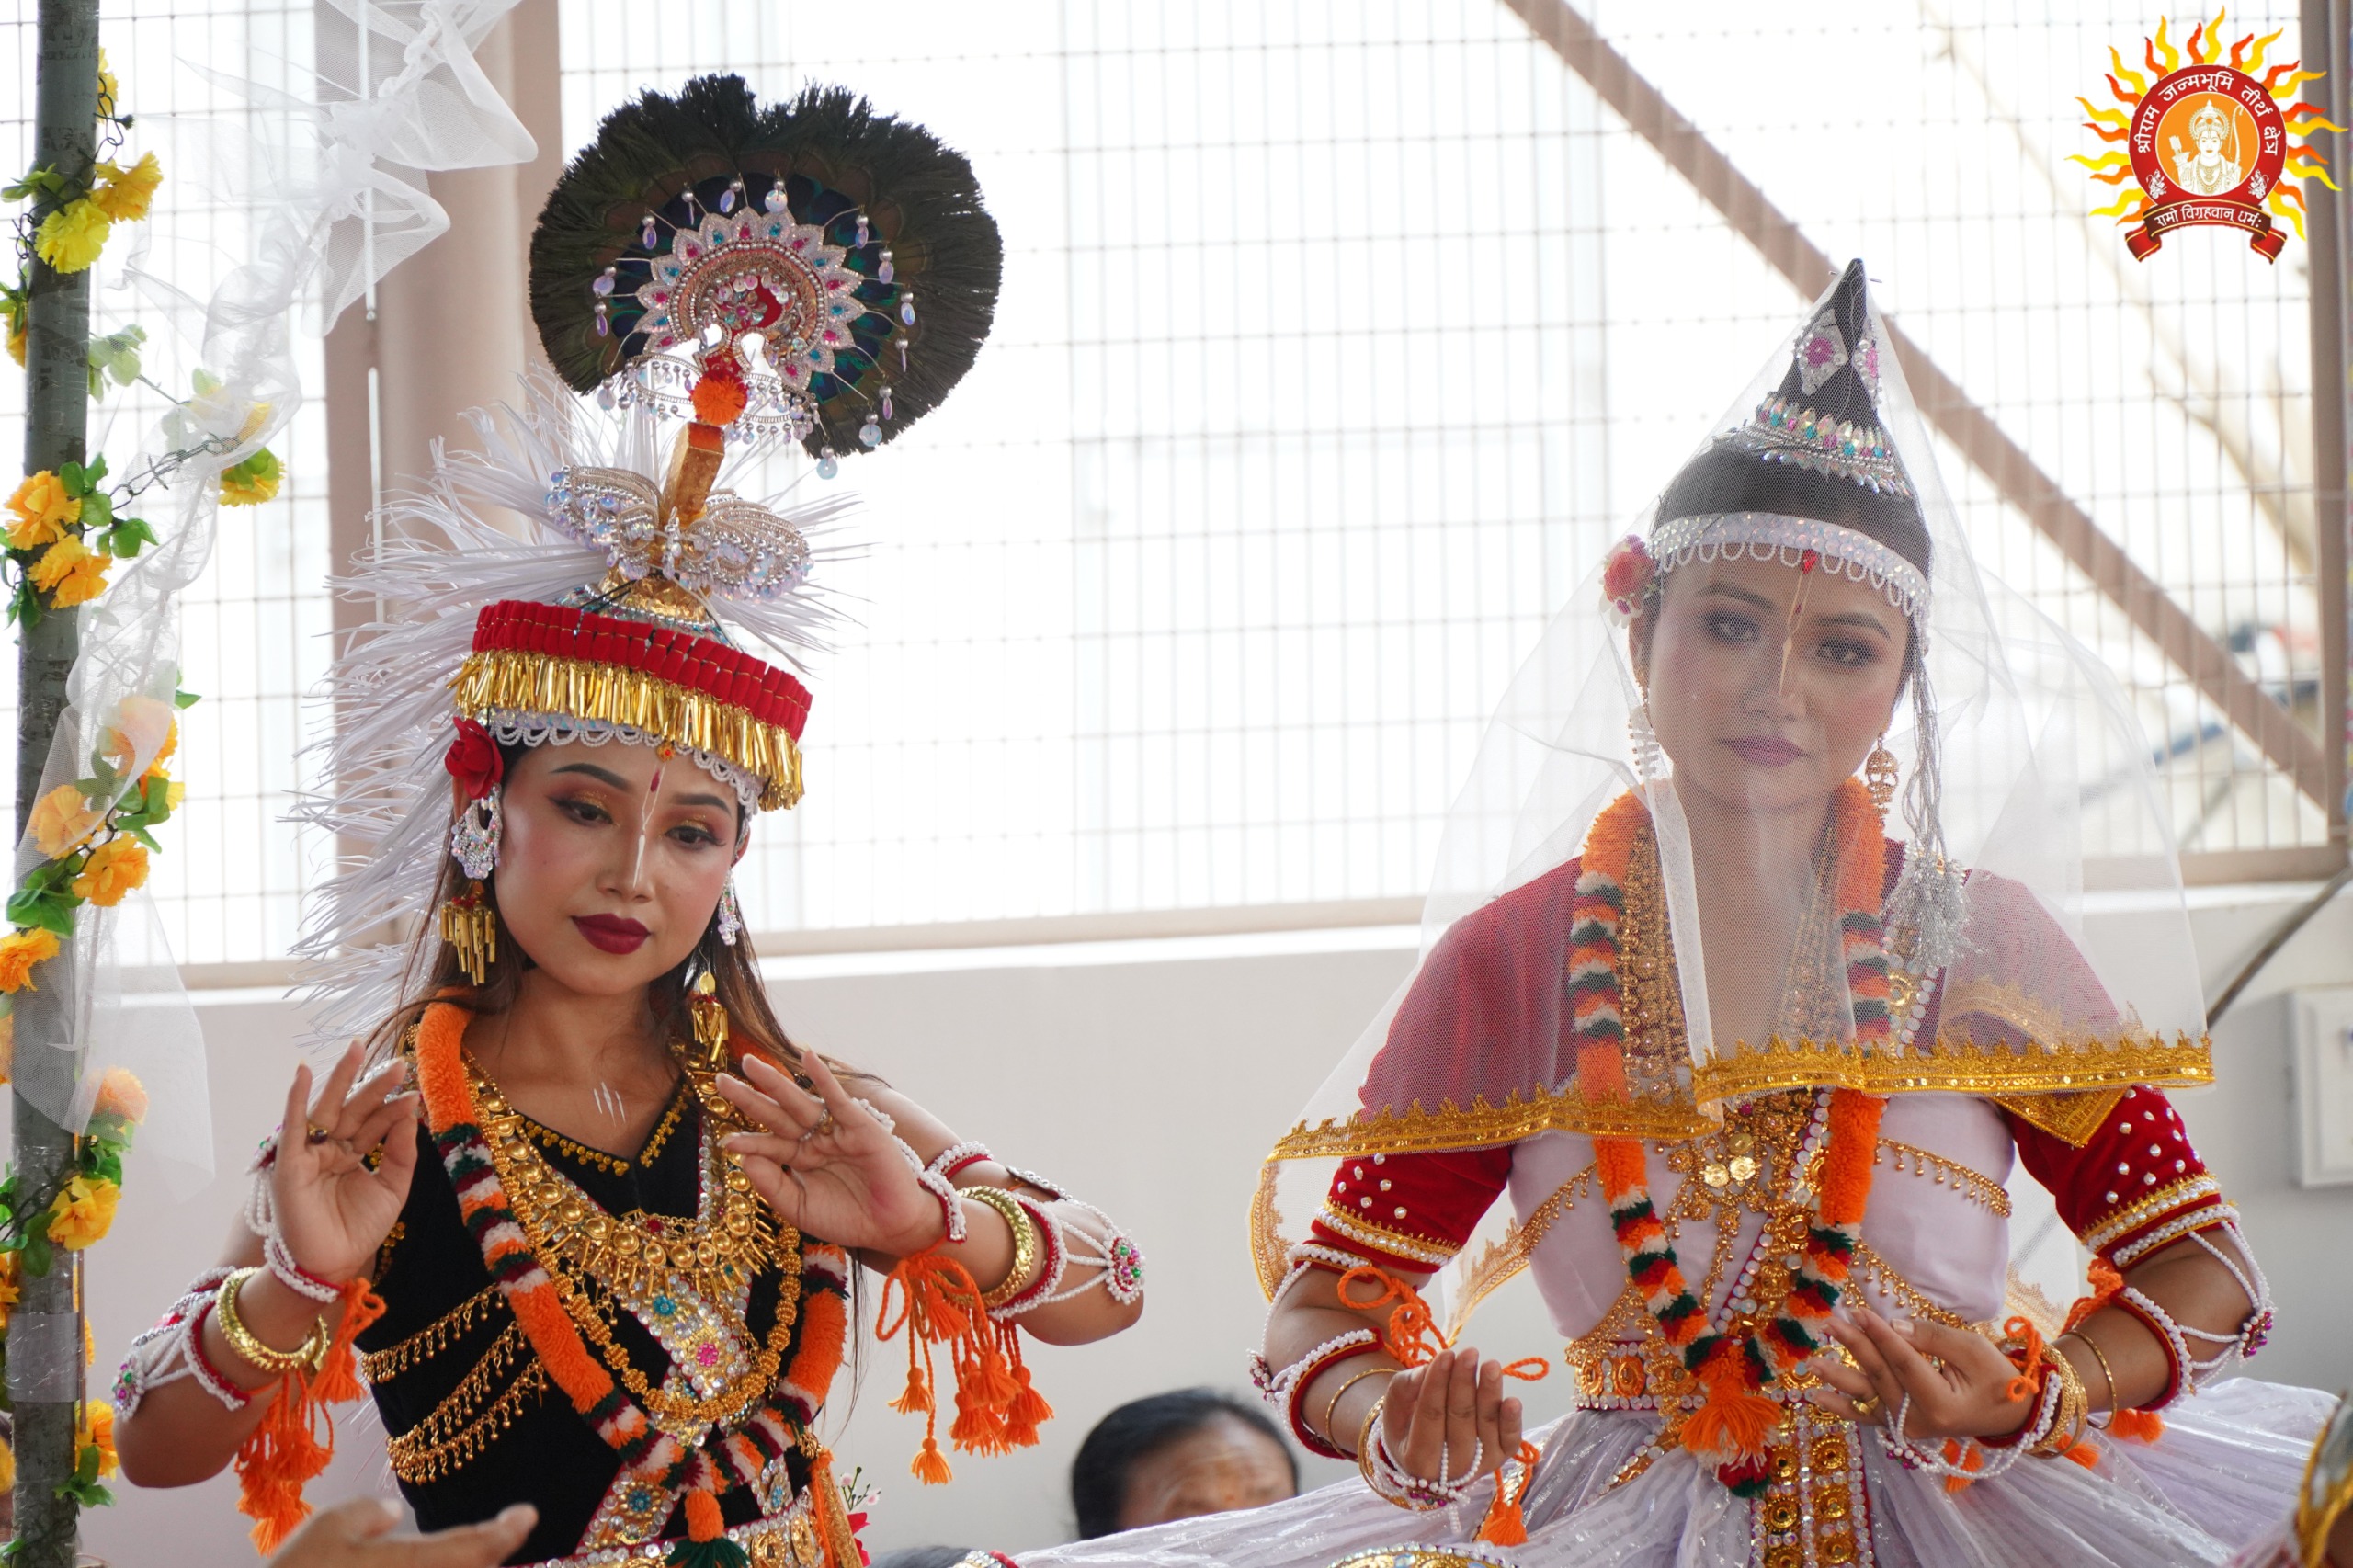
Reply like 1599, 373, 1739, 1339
2073, 11, 2342, 261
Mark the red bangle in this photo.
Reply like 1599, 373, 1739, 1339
187, 1301, 255, 1409
1286, 1339, 1381, 1460
2109, 1292, 2185, 1410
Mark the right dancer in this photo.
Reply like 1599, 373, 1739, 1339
1020, 261, 2329, 1567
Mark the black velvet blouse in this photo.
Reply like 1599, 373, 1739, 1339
358, 1084, 818, 1565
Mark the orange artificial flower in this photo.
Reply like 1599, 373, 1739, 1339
101, 695, 175, 775
0, 930, 62, 994
28, 784, 103, 857
72, 837, 148, 907
0, 1251, 18, 1334
30, 537, 112, 607
48, 1174, 121, 1251
94, 1065, 147, 1125
6, 471, 82, 550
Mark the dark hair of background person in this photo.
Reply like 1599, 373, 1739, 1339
869, 1549, 981, 1568
1070, 1388, 1298, 1540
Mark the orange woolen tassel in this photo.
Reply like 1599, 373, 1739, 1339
2108, 1406, 2165, 1443
1477, 1440, 1541, 1546
2061, 1437, 2101, 1470
911, 1434, 953, 1486
308, 1279, 387, 1403
1000, 1330, 1054, 1449
1679, 1344, 1780, 1463
684, 1488, 726, 1542
235, 1373, 333, 1553
1940, 1438, 1985, 1494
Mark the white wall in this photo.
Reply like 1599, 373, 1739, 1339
78, 885, 2353, 1564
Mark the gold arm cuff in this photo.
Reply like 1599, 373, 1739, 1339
214, 1267, 329, 1378
962, 1185, 1040, 1310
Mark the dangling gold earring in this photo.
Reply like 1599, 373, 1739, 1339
687, 969, 732, 1073
1865, 733, 1900, 811
439, 879, 498, 984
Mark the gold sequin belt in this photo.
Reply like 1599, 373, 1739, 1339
518, 1489, 822, 1568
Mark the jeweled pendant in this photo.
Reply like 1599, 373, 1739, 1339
877, 249, 895, 283
816, 449, 838, 480
642, 213, 658, 248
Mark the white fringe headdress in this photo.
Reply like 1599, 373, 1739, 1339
290, 373, 854, 1044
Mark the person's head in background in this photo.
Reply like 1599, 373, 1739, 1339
1071, 1389, 1299, 1538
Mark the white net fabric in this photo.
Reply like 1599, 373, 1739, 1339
1256, 261, 2212, 1311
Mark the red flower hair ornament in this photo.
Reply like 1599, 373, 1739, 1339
444, 719, 504, 801
1601, 535, 1660, 625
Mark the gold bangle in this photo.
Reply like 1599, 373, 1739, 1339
1355, 1393, 1387, 1472
1318, 1365, 1394, 1449
961, 1186, 1040, 1310
2062, 1328, 2120, 1426
2031, 1342, 2089, 1457
214, 1267, 329, 1378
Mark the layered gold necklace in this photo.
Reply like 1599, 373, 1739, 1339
466, 1057, 802, 1443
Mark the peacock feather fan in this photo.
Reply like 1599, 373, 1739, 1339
529, 75, 1002, 460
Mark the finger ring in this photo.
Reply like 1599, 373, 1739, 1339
303, 1122, 333, 1145
1854, 1394, 1881, 1419
810, 1107, 835, 1136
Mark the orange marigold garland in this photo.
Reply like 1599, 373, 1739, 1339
412, 1000, 846, 1567
1575, 781, 1893, 1496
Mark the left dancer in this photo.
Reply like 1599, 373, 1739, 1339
113, 77, 1144, 1568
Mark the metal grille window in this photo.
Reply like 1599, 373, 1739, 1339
3, 0, 2341, 974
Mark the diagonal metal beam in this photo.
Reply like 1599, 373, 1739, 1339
1501, 0, 2331, 808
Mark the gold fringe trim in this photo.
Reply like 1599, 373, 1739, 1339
1264, 1033, 2213, 1168
1689, 1030, 2212, 1106
452, 648, 804, 811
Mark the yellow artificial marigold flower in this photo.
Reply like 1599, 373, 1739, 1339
94, 1064, 147, 1125
0, 1432, 14, 1494
142, 719, 178, 779
165, 779, 186, 811
4, 304, 23, 369
90, 152, 160, 223
76, 1399, 118, 1480
28, 784, 103, 858
0, 1251, 17, 1335
48, 1173, 120, 1252
6, 471, 83, 549
96, 49, 119, 120
0, 1010, 13, 1085
0, 930, 61, 994
33, 199, 111, 276
30, 536, 112, 607
218, 448, 282, 507
72, 837, 148, 907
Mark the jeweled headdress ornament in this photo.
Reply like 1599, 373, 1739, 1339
294, 77, 1002, 1032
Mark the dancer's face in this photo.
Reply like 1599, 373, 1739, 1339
1639, 554, 1910, 818
487, 738, 742, 996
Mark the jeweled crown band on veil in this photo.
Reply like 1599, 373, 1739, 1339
1649, 511, 1930, 622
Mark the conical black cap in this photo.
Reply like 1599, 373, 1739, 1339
1654, 259, 1929, 577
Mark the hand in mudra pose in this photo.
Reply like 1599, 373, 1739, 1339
715, 1051, 944, 1258
272, 1041, 424, 1284
1804, 1305, 2036, 1441
1379, 1345, 1526, 1482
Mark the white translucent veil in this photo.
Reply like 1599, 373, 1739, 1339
1252, 262, 2214, 1317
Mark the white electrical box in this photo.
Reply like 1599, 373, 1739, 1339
2292, 984, 2353, 1187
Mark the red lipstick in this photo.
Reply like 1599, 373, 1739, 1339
1724, 735, 1805, 767
573, 914, 652, 954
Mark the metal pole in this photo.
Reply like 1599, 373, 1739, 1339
12, 0, 97, 1562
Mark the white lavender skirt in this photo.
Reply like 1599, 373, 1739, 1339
1013, 1380, 2336, 1568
